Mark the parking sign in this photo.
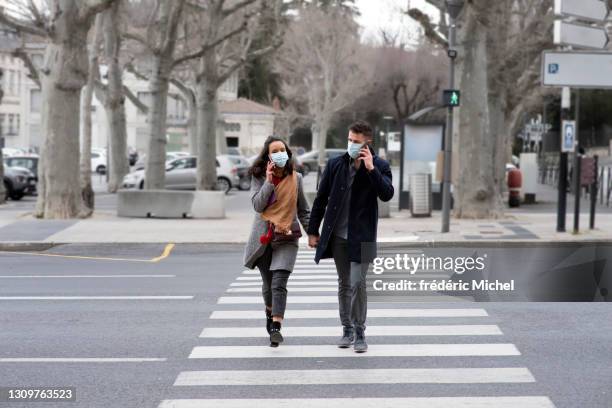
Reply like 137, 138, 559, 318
561, 120, 576, 152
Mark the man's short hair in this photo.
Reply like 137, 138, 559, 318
348, 120, 373, 138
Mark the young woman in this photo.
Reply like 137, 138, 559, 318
243, 136, 310, 347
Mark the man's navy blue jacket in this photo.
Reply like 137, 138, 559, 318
307, 146, 394, 263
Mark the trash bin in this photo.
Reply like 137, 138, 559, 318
409, 173, 432, 217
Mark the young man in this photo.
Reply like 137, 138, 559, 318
307, 120, 394, 353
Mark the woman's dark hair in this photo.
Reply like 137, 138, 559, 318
249, 136, 294, 178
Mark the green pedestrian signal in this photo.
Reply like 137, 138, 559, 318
443, 89, 461, 107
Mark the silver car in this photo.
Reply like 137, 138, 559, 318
122, 155, 240, 193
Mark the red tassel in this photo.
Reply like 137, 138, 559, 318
260, 223, 273, 244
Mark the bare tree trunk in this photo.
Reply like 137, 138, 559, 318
196, 63, 219, 191
35, 3, 92, 219
143, 0, 184, 190
0, 68, 5, 204
103, 2, 129, 193
316, 118, 330, 169
144, 55, 171, 190
454, 6, 503, 219
186, 92, 197, 155
80, 38, 98, 216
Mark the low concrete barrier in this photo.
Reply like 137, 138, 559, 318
117, 189, 225, 219
191, 191, 225, 219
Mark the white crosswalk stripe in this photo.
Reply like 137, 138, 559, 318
159, 397, 555, 408
200, 325, 503, 337
158, 250, 555, 408
209, 308, 489, 319
174, 367, 533, 385
188, 343, 520, 358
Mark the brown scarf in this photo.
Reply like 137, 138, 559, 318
261, 172, 298, 235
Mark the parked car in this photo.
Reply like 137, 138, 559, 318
4, 156, 38, 195
298, 148, 345, 174
3, 165, 35, 201
226, 147, 242, 156
128, 147, 138, 166
121, 155, 240, 194
133, 152, 189, 171
91, 150, 107, 174
226, 155, 252, 190
2, 147, 26, 158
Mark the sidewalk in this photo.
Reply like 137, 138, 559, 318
0, 205, 610, 246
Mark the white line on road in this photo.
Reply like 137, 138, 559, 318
227, 287, 337, 293
189, 343, 521, 358
236, 276, 337, 281
173, 367, 531, 386
209, 308, 489, 319
158, 397, 555, 408
217, 295, 474, 304
200, 325, 503, 338
0, 275, 176, 278
0, 358, 167, 363
243, 270, 335, 274
229, 281, 338, 287
0, 296, 193, 300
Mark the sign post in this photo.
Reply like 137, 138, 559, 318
547, 0, 609, 233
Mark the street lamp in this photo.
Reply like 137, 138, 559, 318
441, 0, 464, 233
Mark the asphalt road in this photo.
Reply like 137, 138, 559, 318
0, 243, 610, 408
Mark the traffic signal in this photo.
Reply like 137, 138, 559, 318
443, 90, 460, 107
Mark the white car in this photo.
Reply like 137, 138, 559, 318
122, 155, 240, 193
91, 150, 107, 174
2, 147, 26, 157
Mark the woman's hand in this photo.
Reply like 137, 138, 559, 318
266, 161, 275, 183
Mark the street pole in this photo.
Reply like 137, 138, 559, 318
572, 89, 581, 233
441, 14, 457, 233
556, 87, 571, 232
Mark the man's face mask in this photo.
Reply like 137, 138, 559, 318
270, 151, 289, 167
347, 141, 364, 159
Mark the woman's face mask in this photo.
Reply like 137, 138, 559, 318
347, 141, 364, 159
270, 151, 289, 168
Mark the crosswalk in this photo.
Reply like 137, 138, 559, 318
158, 248, 555, 408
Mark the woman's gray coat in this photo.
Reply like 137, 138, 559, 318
243, 172, 310, 271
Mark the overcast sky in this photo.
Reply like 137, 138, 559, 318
354, 0, 439, 46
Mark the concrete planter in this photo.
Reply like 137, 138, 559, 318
117, 189, 225, 219
191, 190, 225, 219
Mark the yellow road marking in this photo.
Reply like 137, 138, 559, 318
151, 243, 175, 263
0, 243, 176, 263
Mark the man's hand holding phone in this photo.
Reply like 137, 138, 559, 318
358, 145, 374, 171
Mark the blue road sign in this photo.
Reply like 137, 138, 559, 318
561, 120, 576, 152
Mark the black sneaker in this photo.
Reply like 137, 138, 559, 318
265, 309, 273, 334
337, 326, 354, 348
354, 327, 368, 353
269, 321, 283, 347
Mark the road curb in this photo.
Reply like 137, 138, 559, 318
0, 239, 610, 251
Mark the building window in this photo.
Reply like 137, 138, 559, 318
224, 122, 241, 132
226, 137, 239, 147
30, 89, 42, 113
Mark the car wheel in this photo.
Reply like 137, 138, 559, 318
10, 191, 24, 201
239, 177, 251, 191
139, 180, 145, 190
96, 165, 106, 175
303, 164, 311, 175
216, 177, 231, 194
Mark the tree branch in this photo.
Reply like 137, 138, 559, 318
172, 21, 248, 68
222, 0, 257, 17
79, 0, 118, 23
12, 48, 40, 88
122, 85, 149, 114
218, 37, 282, 84
0, 7, 48, 37
406, 8, 448, 48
